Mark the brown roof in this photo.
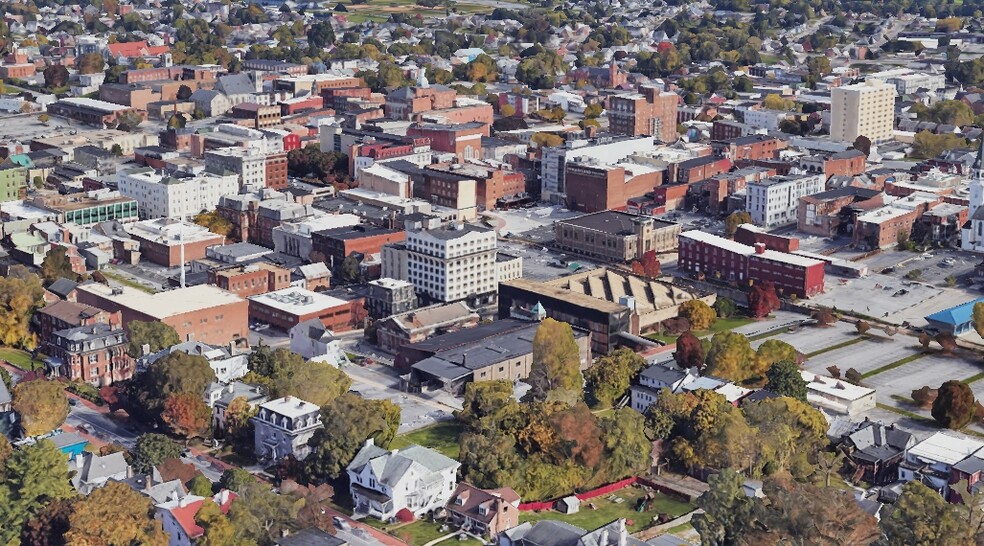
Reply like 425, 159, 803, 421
156, 458, 201, 484
39, 300, 106, 325
446, 483, 519, 524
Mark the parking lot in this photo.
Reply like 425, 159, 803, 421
865, 352, 983, 405
343, 362, 458, 433
750, 320, 857, 355
804, 334, 920, 377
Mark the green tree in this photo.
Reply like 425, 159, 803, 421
693, 469, 753, 546
219, 468, 257, 492
194, 210, 234, 238
877, 481, 974, 546
458, 430, 523, 490
131, 433, 182, 474
744, 397, 826, 476
584, 348, 645, 408
704, 331, 757, 383
748, 479, 880, 545
932, 380, 977, 429
338, 255, 360, 283
500, 103, 516, 117
307, 21, 335, 49
227, 481, 301, 545
0, 440, 74, 546
126, 320, 180, 357
253, 348, 351, 406
599, 408, 650, 481
456, 380, 523, 433
13, 380, 69, 437
583, 103, 604, 118
765, 360, 807, 401
304, 393, 401, 480
43, 64, 69, 88
147, 351, 217, 399
38, 113, 50, 124
911, 131, 967, 159
114, 111, 144, 132
176, 84, 193, 101
528, 318, 584, 405
678, 299, 716, 330
76, 52, 105, 74
187, 474, 214, 497
65, 481, 169, 546
762, 93, 793, 111
756, 339, 799, 373
724, 211, 752, 237
41, 246, 78, 284
973, 302, 984, 338
713, 297, 736, 319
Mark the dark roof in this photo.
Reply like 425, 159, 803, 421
559, 210, 677, 233
846, 422, 913, 463
47, 278, 79, 299
954, 455, 984, 475
805, 186, 881, 202
678, 155, 725, 169
521, 520, 585, 546
313, 224, 403, 241
275, 529, 346, 546
830, 149, 866, 160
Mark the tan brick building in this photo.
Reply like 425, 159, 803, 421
208, 262, 293, 298
554, 211, 681, 262
607, 85, 679, 143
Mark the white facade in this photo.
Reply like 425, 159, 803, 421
288, 319, 351, 367
830, 79, 896, 143
742, 109, 791, 131
963, 142, 984, 252
252, 396, 323, 462
629, 365, 699, 413
746, 174, 825, 228
381, 244, 410, 281
272, 212, 361, 258
495, 253, 523, 283
404, 225, 497, 304
870, 68, 946, 95
540, 136, 656, 203
204, 147, 267, 190
117, 167, 240, 220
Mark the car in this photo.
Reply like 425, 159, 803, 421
68, 398, 78, 406
943, 257, 957, 266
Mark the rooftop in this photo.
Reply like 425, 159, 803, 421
76, 283, 245, 319
248, 288, 348, 314
908, 431, 984, 466
260, 395, 320, 418
559, 210, 677, 234
925, 297, 984, 327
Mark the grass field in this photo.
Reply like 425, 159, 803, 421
645, 316, 755, 344
325, 0, 525, 23
389, 421, 463, 459
519, 486, 693, 534
0, 347, 47, 371
385, 521, 483, 546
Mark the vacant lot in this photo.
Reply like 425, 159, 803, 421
519, 486, 693, 534
389, 421, 463, 459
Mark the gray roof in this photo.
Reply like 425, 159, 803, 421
49, 431, 87, 449
294, 318, 334, 342
47, 277, 79, 298
522, 520, 586, 546
639, 364, 687, 386
348, 442, 459, 488
276, 528, 347, 546
74, 451, 129, 485
217, 73, 257, 95
954, 455, 984, 475
0, 380, 10, 407
53, 323, 126, 346
846, 422, 913, 464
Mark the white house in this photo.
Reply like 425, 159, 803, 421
629, 365, 699, 413
347, 439, 460, 522
899, 431, 984, 495
801, 371, 876, 416
157, 490, 236, 546
116, 167, 240, 220
288, 319, 351, 367
252, 396, 323, 462
140, 341, 249, 385
70, 451, 130, 495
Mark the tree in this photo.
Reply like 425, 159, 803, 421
704, 331, 757, 383
176, 84, 193, 101
76, 52, 105, 75
131, 433, 182, 474
673, 331, 705, 370
43, 64, 69, 88
933, 380, 976, 429
936, 332, 958, 355
126, 320, 180, 357
162, 393, 212, 439
21, 497, 77, 546
911, 131, 967, 159
747, 281, 781, 318
219, 468, 257, 492
530, 132, 564, 148
227, 481, 301, 545
222, 396, 257, 452
528, 318, 584, 405
13, 380, 68, 437
631, 250, 661, 278
147, 351, 217, 399
713, 297, 736, 319
845, 368, 863, 385
281, 479, 336, 533
338, 255, 360, 284
194, 210, 234, 238
765, 360, 807, 401
65, 481, 168, 546
856, 320, 871, 335
500, 103, 516, 117
0, 440, 74, 546
41, 246, 78, 284
725, 211, 752, 237
166, 113, 186, 130
763, 93, 793, 111
110, 143, 123, 156
877, 481, 975, 546
304, 393, 400, 480
196, 499, 242, 546
599, 408, 650, 481
187, 474, 214, 497
0, 269, 45, 349
584, 103, 604, 119
756, 339, 799, 371
678, 299, 716, 330
115, 111, 144, 131
307, 21, 336, 50
912, 386, 938, 409
38, 113, 50, 124
252, 348, 351, 406
693, 469, 753, 546
584, 348, 645, 408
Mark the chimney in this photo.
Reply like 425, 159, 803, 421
599, 529, 609, 546
617, 520, 627, 546
754, 242, 766, 254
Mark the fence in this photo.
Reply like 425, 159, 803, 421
517, 477, 639, 511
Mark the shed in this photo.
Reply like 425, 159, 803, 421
555, 495, 580, 514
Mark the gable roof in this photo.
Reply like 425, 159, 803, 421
521, 520, 585, 546
161, 491, 237, 539
925, 297, 984, 326
47, 277, 79, 299
348, 441, 459, 486
106, 41, 169, 58
276, 528, 347, 546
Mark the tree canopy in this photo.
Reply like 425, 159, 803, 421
528, 318, 584, 405
13, 380, 69, 437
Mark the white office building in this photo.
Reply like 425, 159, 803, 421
746, 174, 825, 228
396, 224, 498, 306
117, 167, 240, 220
205, 146, 267, 190
830, 79, 896, 143
869, 68, 946, 95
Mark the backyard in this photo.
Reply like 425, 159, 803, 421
518, 486, 693, 534
645, 316, 755, 344
389, 421, 463, 459
0, 347, 47, 372
379, 520, 484, 546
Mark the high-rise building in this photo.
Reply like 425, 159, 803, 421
830, 79, 895, 143
607, 85, 679, 143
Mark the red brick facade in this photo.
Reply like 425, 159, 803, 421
565, 163, 661, 213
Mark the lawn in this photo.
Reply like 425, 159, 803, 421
0, 347, 47, 371
644, 316, 755, 344
379, 520, 484, 546
389, 421, 463, 459
519, 486, 693, 534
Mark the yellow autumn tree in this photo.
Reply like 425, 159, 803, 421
0, 267, 44, 349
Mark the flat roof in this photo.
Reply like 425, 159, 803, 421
559, 210, 677, 233
801, 371, 874, 402
76, 283, 245, 319
248, 288, 348, 315
908, 431, 984, 466
260, 396, 320, 418
680, 230, 755, 256
501, 278, 626, 314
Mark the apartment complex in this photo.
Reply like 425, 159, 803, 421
0, 164, 27, 203
46, 324, 134, 386
554, 211, 681, 262
117, 167, 240, 219
746, 174, 826, 228
830, 79, 896, 143
607, 85, 679, 143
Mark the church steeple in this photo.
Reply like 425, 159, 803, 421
973, 137, 984, 173
969, 137, 984, 221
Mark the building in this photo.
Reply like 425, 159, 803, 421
830, 79, 896, 143
446, 484, 521, 537
673, 155, 732, 185
406, 122, 489, 162
963, 140, 984, 252
27, 190, 138, 226
231, 103, 282, 128
248, 288, 360, 332
69, 452, 131, 495
607, 85, 679, 143
75, 283, 248, 345
734, 224, 799, 254
925, 297, 984, 337
554, 211, 681, 262
797, 187, 882, 237
45, 324, 133, 386
801, 371, 876, 416
143, 341, 249, 384
288, 319, 350, 366
366, 278, 416, 319
117, 167, 240, 220
401, 318, 592, 393
798, 149, 867, 180
47, 98, 145, 128
711, 135, 784, 163
629, 364, 700, 413
376, 302, 480, 353
746, 174, 826, 228
157, 491, 237, 546
563, 160, 661, 213
273, 213, 362, 259
841, 421, 915, 486
0, 164, 27, 202
853, 193, 939, 250
208, 262, 293, 298
126, 219, 225, 267
347, 439, 460, 521
209, 380, 267, 431
392, 224, 498, 307
899, 431, 984, 495
205, 147, 268, 191
311, 225, 406, 267
423, 161, 526, 212
496, 253, 522, 284
385, 85, 457, 120
35, 300, 121, 348
540, 136, 657, 203
677, 231, 825, 298
870, 68, 946, 95
253, 396, 323, 462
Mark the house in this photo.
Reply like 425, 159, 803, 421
207, 380, 268, 433
252, 396, 323, 462
157, 490, 237, 546
121, 472, 189, 505
140, 341, 249, 384
841, 421, 915, 485
577, 519, 648, 546
289, 319, 350, 367
801, 371, 876, 416
375, 302, 480, 353
899, 431, 984, 495
924, 297, 984, 337
446, 483, 521, 537
347, 439, 460, 522
500, 520, 586, 546
70, 451, 131, 495
629, 365, 699, 413
45, 323, 134, 387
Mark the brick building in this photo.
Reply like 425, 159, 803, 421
126, 219, 225, 267
554, 211, 681, 262
564, 160, 662, 213
265, 152, 288, 190
385, 85, 457, 120
853, 194, 940, 250
424, 162, 526, 211
674, 155, 732, 184
231, 103, 282, 128
47, 98, 147, 128
208, 262, 293, 298
35, 300, 122, 348
711, 135, 784, 162
678, 231, 825, 298
311, 225, 406, 265
798, 149, 867, 180
247, 288, 362, 332
690, 166, 776, 215
406, 122, 489, 162
797, 187, 883, 237
46, 324, 134, 386
607, 85, 679, 143
734, 224, 800, 254
76, 283, 249, 345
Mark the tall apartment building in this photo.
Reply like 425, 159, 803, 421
830, 79, 896, 143
607, 85, 679, 143
746, 174, 825, 228
205, 147, 268, 190
540, 136, 656, 203
384, 224, 498, 307
117, 167, 240, 220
